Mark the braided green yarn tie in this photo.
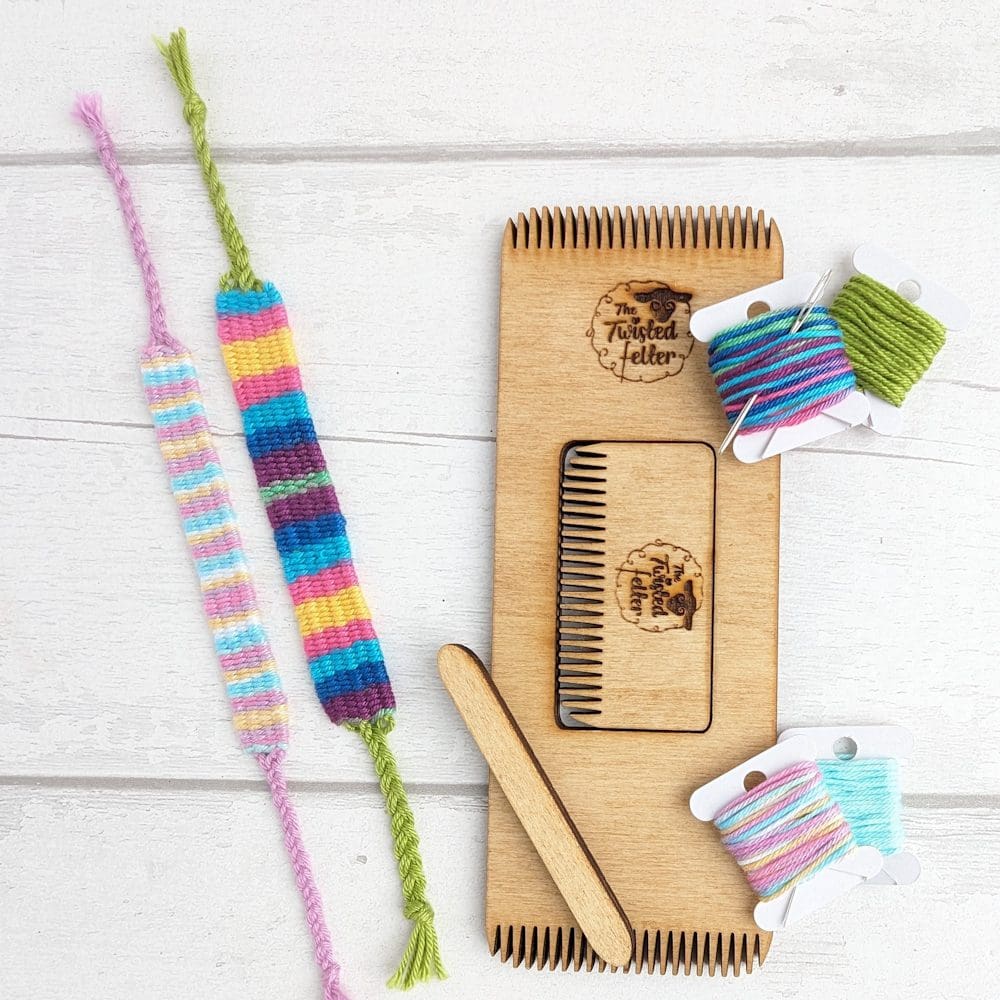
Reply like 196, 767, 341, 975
830, 273, 946, 407
155, 28, 262, 293
350, 716, 447, 989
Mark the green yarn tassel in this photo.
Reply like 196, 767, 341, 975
830, 273, 946, 407
155, 28, 262, 293
350, 716, 447, 989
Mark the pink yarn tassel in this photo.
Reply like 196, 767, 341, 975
72, 93, 180, 353
259, 752, 349, 1000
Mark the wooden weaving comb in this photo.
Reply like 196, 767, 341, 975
476, 206, 782, 975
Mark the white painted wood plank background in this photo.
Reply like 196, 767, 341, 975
1, 2, 997, 999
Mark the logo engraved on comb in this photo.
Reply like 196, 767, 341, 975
616, 541, 704, 632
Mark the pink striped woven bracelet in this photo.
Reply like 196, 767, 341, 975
74, 93, 350, 1000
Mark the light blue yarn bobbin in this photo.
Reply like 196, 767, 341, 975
818, 757, 905, 856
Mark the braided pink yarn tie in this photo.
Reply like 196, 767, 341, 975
72, 93, 180, 353
74, 92, 350, 1000
259, 752, 348, 1000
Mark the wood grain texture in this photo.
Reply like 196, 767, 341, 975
3, 0, 1000, 157
486, 213, 781, 973
438, 644, 634, 967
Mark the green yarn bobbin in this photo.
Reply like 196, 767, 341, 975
830, 273, 946, 407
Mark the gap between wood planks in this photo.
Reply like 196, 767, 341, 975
0, 772, 996, 810
0, 412, 989, 468
2, 132, 1000, 168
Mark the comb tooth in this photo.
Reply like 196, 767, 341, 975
528, 207, 541, 250
721, 205, 732, 249
558, 691, 602, 702
755, 209, 766, 249
574, 205, 584, 249
709, 932, 722, 976
683, 206, 695, 249
744, 205, 754, 249
767, 214, 782, 253
556, 927, 568, 971
613, 206, 624, 249
755, 931, 768, 969
543, 206, 554, 250
516, 212, 529, 250
624, 205, 634, 249
672, 205, 683, 248
695, 205, 706, 249
708, 205, 719, 250
589, 206, 600, 249
490, 923, 500, 956
503, 216, 515, 249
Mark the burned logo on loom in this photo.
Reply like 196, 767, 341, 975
587, 281, 694, 383
616, 541, 704, 632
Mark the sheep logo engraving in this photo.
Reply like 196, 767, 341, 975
615, 541, 704, 632
587, 280, 694, 383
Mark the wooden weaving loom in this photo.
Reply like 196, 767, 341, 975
445, 206, 782, 975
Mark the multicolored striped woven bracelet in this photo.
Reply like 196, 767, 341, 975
74, 94, 350, 1000
157, 29, 445, 990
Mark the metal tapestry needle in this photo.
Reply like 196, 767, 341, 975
719, 268, 834, 454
